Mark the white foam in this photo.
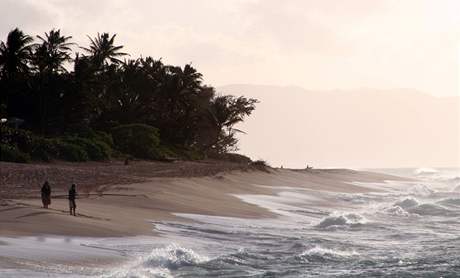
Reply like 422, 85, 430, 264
299, 246, 359, 260
406, 184, 434, 196
316, 212, 366, 229
105, 266, 172, 278
384, 206, 411, 217
104, 244, 208, 278
144, 244, 209, 269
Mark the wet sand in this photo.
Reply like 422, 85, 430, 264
0, 161, 409, 237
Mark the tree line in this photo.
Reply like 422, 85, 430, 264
0, 28, 257, 162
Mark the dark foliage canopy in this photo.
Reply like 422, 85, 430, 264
0, 28, 257, 160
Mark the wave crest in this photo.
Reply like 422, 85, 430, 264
298, 246, 359, 262
407, 203, 454, 216
384, 206, 410, 217
105, 244, 208, 278
394, 197, 419, 209
406, 184, 434, 196
316, 213, 366, 229
144, 244, 209, 270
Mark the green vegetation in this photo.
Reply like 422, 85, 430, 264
0, 144, 30, 163
0, 28, 257, 163
112, 124, 161, 159
250, 160, 270, 172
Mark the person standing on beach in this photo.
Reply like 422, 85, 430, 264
68, 184, 77, 216
41, 181, 51, 209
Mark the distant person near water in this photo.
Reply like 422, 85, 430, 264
41, 181, 51, 209
68, 184, 77, 216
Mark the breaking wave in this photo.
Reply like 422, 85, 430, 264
106, 244, 209, 278
316, 213, 366, 229
383, 205, 411, 217
406, 184, 434, 196
394, 197, 419, 209
407, 203, 454, 216
143, 244, 209, 269
297, 246, 359, 262
386, 197, 455, 217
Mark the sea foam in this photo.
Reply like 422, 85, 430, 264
105, 244, 209, 278
316, 213, 366, 229
143, 244, 209, 269
298, 246, 359, 262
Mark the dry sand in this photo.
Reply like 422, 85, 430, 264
0, 161, 408, 237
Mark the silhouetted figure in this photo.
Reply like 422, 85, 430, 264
41, 181, 51, 209
124, 157, 130, 165
68, 184, 77, 216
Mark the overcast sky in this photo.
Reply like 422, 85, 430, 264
1, 0, 459, 96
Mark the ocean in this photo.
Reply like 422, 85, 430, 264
1, 168, 459, 277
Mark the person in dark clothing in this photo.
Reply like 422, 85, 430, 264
41, 181, 51, 209
68, 184, 77, 216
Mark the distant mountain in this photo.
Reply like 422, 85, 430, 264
219, 84, 460, 168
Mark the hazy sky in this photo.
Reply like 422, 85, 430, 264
1, 0, 459, 96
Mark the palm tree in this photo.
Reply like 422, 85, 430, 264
30, 29, 74, 134
0, 28, 33, 79
81, 33, 127, 68
168, 64, 203, 91
206, 95, 258, 153
33, 29, 74, 74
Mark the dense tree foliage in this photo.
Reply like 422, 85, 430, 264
0, 28, 257, 162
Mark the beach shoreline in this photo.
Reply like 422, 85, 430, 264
0, 160, 410, 238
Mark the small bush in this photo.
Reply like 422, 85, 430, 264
69, 124, 97, 138
112, 124, 161, 159
0, 126, 35, 153
0, 144, 31, 163
93, 139, 112, 158
94, 131, 114, 147
153, 145, 180, 161
63, 137, 110, 161
55, 141, 89, 162
250, 159, 270, 172
30, 138, 58, 162
209, 152, 252, 164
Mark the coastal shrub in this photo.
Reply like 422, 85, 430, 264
0, 126, 35, 153
154, 145, 180, 161
30, 137, 58, 162
55, 140, 89, 162
250, 159, 270, 172
62, 137, 110, 161
209, 152, 252, 164
0, 144, 31, 163
68, 124, 97, 139
94, 139, 112, 159
94, 131, 114, 147
183, 149, 205, 160
111, 124, 161, 159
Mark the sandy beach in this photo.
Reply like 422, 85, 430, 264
0, 160, 408, 237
